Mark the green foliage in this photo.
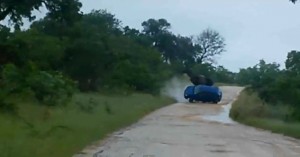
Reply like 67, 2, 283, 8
0, 93, 174, 157
213, 66, 236, 83
236, 51, 300, 121
230, 89, 290, 121
82, 9, 121, 35
0, 0, 82, 29
235, 60, 282, 101
286, 50, 300, 76
45, 0, 82, 26
61, 12, 174, 92
27, 71, 76, 106
142, 18, 171, 36
1, 8, 228, 105
105, 36, 167, 93
0, 91, 16, 113
63, 39, 108, 91
0, 25, 10, 42
1, 64, 24, 93
231, 90, 300, 139
1, 64, 75, 106
7, 30, 66, 70
239, 60, 281, 88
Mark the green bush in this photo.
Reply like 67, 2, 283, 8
27, 71, 76, 106
230, 89, 291, 121
1, 63, 24, 93
1, 64, 76, 106
0, 91, 17, 113
230, 90, 267, 120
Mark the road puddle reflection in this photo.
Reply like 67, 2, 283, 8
202, 103, 236, 124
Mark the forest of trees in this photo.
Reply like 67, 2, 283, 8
0, 0, 235, 110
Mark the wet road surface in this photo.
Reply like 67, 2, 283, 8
74, 86, 300, 157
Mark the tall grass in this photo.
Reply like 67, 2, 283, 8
230, 89, 300, 139
0, 93, 174, 157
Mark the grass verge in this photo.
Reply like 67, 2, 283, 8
230, 90, 300, 139
0, 93, 175, 157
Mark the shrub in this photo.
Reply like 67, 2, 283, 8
1, 64, 76, 106
26, 71, 76, 106
0, 90, 17, 113
230, 89, 291, 121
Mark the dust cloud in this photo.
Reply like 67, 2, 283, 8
161, 75, 192, 102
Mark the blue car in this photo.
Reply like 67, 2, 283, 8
184, 85, 222, 103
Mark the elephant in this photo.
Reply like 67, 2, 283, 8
184, 69, 214, 86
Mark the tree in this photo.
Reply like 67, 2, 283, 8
141, 19, 173, 55
0, 0, 82, 29
63, 39, 109, 91
235, 67, 255, 85
141, 18, 172, 55
46, 0, 82, 25
236, 60, 282, 87
4, 29, 66, 70
236, 60, 282, 102
173, 36, 195, 65
253, 60, 281, 88
106, 36, 167, 93
193, 28, 226, 64
141, 18, 196, 69
123, 26, 152, 47
81, 10, 121, 35
142, 18, 171, 36
213, 66, 235, 83
0, 25, 15, 67
286, 50, 300, 76
0, 25, 10, 42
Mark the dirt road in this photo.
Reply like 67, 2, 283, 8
75, 86, 300, 157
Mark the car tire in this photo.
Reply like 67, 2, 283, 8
189, 99, 193, 103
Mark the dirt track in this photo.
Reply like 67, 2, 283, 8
74, 86, 300, 157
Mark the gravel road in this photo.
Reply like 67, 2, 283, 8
74, 86, 300, 157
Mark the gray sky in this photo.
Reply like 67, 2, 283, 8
80, 0, 300, 72
2, 0, 299, 72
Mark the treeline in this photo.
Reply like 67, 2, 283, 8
235, 51, 300, 121
0, 0, 235, 110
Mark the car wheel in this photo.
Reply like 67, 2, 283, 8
189, 99, 193, 103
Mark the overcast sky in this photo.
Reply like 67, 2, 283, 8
2, 0, 298, 72
79, 0, 300, 72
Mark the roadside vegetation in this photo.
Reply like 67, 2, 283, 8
231, 90, 300, 138
232, 50, 300, 138
0, 93, 174, 157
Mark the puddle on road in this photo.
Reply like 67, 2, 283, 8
201, 103, 236, 124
